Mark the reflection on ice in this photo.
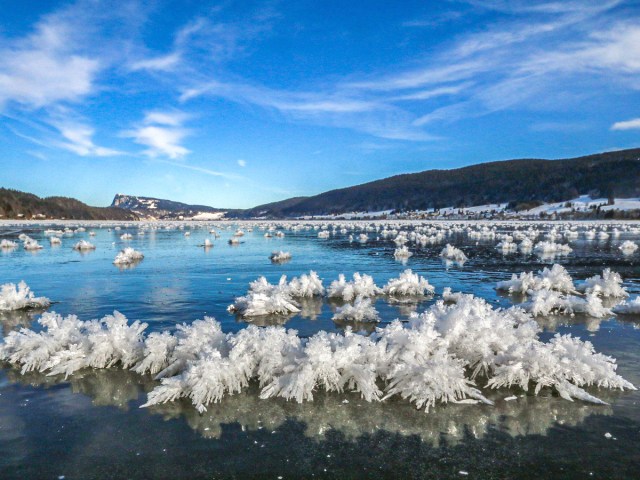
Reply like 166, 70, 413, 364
298, 297, 323, 320
4, 368, 154, 410
531, 313, 605, 333
3, 368, 614, 446
0, 310, 43, 337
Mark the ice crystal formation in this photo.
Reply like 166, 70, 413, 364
382, 269, 434, 297
440, 244, 467, 262
1, 289, 634, 414
270, 251, 292, 263
496, 265, 627, 318
113, 247, 144, 266
73, 240, 96, 251
0, 282, 51, 311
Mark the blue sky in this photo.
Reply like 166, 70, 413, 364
1, 0, 639, 208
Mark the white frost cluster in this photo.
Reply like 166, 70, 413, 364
2, 294, 634, 414
0, 281, 51, 311
440, 244, 467, 262
619, 240, 638, 255
0, 311, 146, 377
228, 276, 300, 317
496, 264, 576, 295
332, 297, 380, 323
523, 290, 611, 318
534, 241, 572, 255
270, 251, 292, 263
287, 271, 325, 298
227, 272, 325, 317
497, 265, 626, 318
328, 273, 382, 302
393, 246, 413, 259
0, 239, 18, 249
612, 297, 640, 315
519, 238, 534, 253
577, 269, 628, 298
496, 240, 517, 254
23, 237, 43, 250
231, 270, 436, 317
383, 269, 434, 297
113, 247, 145, 266
73, 240, 96, 251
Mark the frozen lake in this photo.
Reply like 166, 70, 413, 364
1, 220, 639, 479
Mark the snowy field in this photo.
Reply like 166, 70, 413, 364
1, 219, 639, 478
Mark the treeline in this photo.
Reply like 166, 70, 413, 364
247, 148, 640, 217
0, 188, 138, 220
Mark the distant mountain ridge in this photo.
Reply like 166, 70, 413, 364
3, 148, 640, 220
110, 194, 236, 219
241, 148, 640, 217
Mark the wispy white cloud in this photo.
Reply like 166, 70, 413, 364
530, 121, 591, 133
461, 0, 617, 15
391, 83, 473, 101
345, 62, 486, 92
611, 118, 640, 130
129, 52, 181, 72
3, 0, 640, 168
5, 109, 122, 157
181, 80, 435, 141
401, 10, 465, 28
237, 159, 246, 167
155, 159, 243, 180
175, 4, 630, 141
354, 141, 403, 152
389, 4, 640, 126
123, 110, 191, 159
26, 150, 48, 161
0, 1, 152, 159
181, 80, 379, 113
143, 110, 191, 127
0, 16, 100, 109
127, 12, 275, 74
125, 19, 201, 73
55, 122, 122, 156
